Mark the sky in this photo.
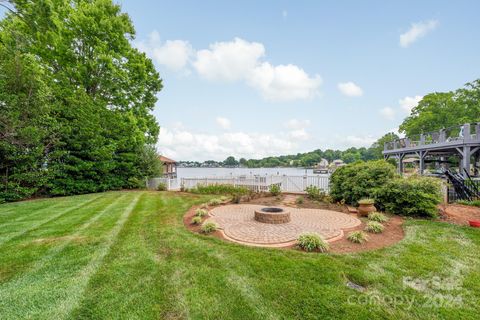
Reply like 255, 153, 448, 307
5, 1, 480, 161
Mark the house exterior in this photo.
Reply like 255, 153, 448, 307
159, 156, 177, 178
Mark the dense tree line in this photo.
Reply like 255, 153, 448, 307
0, 0, 162, 202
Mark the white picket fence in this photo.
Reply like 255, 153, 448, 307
147, 175, 330, 193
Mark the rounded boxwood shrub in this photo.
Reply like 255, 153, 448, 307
374, 176, 442, 217
347, 231, 369, 244
195, 209, 208, 217
330, 160, 397, 205
191, 216, 202, 225
297, 233, 329, 252
365, 221, 384, 234
201, 221, 218, 234
368, 212, 388, 223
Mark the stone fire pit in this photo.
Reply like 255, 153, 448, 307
254, 207, 291, 224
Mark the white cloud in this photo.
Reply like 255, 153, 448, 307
247, 63, 322, 101
380, 107, 396, 120
135, 31, 193, 71
337, 81, 363, 97
400, 20, 438, 48
216, 117, 231, 129
157, 126, 298, 161
344, 135, 377, 148
190, 37, 321, 101
193, 38, 265, 81
399, 95, 422, 113
285, 119, 311, 130
289, 129, 310, 141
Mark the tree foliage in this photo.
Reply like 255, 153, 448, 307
0, 0, 162, 201
400, 80, 480, 136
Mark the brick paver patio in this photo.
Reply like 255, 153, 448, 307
208, 204, 361, 247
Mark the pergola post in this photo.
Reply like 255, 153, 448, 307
462, 146, 471, 177
419, 151, 425, 175
398, 153, 405, 175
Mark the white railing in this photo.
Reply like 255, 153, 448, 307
179, 175, 330, 193
146, 177, 179, 190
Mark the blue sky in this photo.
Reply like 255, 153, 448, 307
6, 1, 480, 161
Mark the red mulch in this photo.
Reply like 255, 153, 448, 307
439, 204, 480, 226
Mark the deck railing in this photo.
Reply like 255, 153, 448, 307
384, 123, 480, 151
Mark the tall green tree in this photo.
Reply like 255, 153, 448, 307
400, 80, 480, 136
0, 0, 162, 200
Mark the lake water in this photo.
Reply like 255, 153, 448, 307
176, 167, 328, 178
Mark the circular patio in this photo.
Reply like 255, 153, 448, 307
207, 204, 361, 247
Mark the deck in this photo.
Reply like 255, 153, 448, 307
383, 123, 480, 177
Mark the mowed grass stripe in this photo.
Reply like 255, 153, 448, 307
0, 194, 105, 246
0, 193, 101, 224
49, 193, 143, 320
0, 194, 129, 284
0, 193, 141, 319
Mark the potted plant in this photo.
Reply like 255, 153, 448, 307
357, 198, 376, 217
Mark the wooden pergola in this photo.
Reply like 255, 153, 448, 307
383, 123, 480, 177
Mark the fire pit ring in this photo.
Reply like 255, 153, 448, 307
254, 207, 291, 224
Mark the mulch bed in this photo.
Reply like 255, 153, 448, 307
439, 204, 480, 226
183, 195, 405, 254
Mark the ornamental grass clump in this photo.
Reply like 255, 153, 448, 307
297, 233, 329, 252
269, 184, 281, 196
191, 216, 202, 225
347, 231, 369, 244
368, 212, 388, 223
358, 198, 375, 205
195, 209, 208, 217
365, 221, 384, 234
296, 196, 304, 205
201, 221, 218, 234
208, 198, 222, 206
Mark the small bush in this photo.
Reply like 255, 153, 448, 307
365, 221, 384, 234
358, 198, 375, 205
297, 233, 329, 252
296, 196, 304, 205
201, 221, 218, 234
191, 216, 202, 225
305, 185, 329, 202
269, 184, 281, 196
157, 182, 167, 191
375, 176, 442, 217
200, 203, 208, 209
368, 212, 388, 223
208, 198, 222, 206
231, 193, 241, 204
347, 231, 369, 244
195, 209, 208, 217
330, 160, 397, 205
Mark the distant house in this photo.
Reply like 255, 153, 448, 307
159, 156, 177, 178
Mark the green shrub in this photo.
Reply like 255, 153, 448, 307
365, 221, 384, 234
157, 182, 167, 191
296, 196, 304, 205
189, 184, 250, 195
191, 216, 202, 225
195, 209, 208, 217
297, 233, 329, 252
368, 212, 388, 223
269, 184, 281, 196
330, 160, 397, 205
375, 176, 442, 217
305, 185, 329, 202
201, 221, 218, 234
358, 198, 375, 205
347, 231, 369, 244
457, 200, 480, 207
208, 198, 222, 206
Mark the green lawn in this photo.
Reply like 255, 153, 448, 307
0, 191, 479, 319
